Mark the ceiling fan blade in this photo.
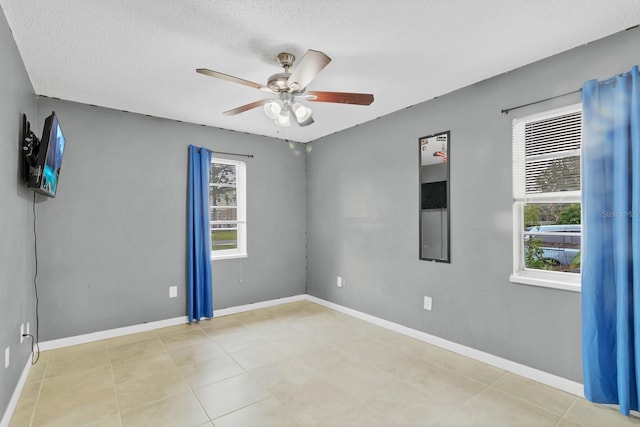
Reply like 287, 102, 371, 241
223, 99, 271, 115
306, 91, 374, 105
196, 68, 271, 92
286, 50, 331, 91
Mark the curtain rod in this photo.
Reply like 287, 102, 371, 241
501, 88, 582, 114
210, 150, 254, 158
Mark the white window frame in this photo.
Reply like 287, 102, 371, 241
510, 104, 582, 292
210, 158, 247, 261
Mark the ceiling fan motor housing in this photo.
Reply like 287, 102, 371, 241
268, 52, 306, 94
267, 72, 292, 93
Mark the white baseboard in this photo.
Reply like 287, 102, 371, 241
304, 295, 585, 398
34, 292, 583, 400
39, 294, 307, 351
1, 356, 32, 427
39, 316, 190, 351
213, 294, 307, 317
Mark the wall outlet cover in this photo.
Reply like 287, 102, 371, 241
169, 286, 178, 298
424, 296, 433, 311
337, 276, 343, 287
20, 323, 24, 343
4, 347, 9, 369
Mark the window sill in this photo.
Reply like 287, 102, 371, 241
211, 253, 248, 261
509, 273, 581, 293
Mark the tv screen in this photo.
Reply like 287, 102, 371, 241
421, 181, 447, 209
26, 112, 67, 197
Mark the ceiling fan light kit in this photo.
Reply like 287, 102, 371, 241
197, 49, 374, 129
265, 106, 291, 128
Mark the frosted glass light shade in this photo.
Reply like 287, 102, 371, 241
292, 102, 312, 122
276, 110, 291, 127
264, 100, 283, 119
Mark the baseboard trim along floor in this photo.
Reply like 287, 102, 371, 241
0, 355, 33, 427
304, 295, 584, 398
40, 293, 585, 397
3, 292, 585, 427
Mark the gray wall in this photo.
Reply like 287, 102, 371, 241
306, 27, 640, 382
34, 98, 307, 341
0, 6, 37, 421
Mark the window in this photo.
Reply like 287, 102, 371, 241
209, 158, 247, 260
511, 104, 582, 292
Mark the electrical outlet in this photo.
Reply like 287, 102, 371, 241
337, 276, 343, 287
424, 296, 433, 311
4, 347, 9, 368
169, 286, 178, 298
26, 322, 30, 336
20, 324, 24, 343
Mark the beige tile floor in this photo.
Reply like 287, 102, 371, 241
8, 300, 640, 427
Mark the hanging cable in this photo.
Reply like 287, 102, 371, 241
30, 192, 40, 364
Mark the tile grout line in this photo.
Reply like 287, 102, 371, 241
279, 315, 440, 426
488, 385, 569, 422
160, 323, 214, 425
106, 345, 125, 427
211, 395, 274, 424
106, 326, 209, 424
192, 314, 309, 425
489, 372, 579, 419
554, 398, 579, 426
28, 359, 48, 427
402, 366, 493, 410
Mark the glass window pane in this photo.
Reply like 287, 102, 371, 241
211, 163, 237, 186
210, 186, 237, 207
522, 202, 581, 273
210, 207, 237, 221
522, 202, 581, 228
210, 163, 237, 206
211, 225, 238, 251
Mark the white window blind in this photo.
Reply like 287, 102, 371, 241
513, 105, 582, 200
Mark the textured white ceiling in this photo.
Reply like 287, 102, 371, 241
1, 1, 639, 143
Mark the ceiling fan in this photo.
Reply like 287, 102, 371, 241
196, 49, 374, 127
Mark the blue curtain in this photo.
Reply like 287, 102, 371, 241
187, 145, 213, 322
582, 65, 640, 416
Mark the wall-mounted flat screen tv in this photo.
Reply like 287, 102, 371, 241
23, 112, 67, 197
421, 180, 447, 210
